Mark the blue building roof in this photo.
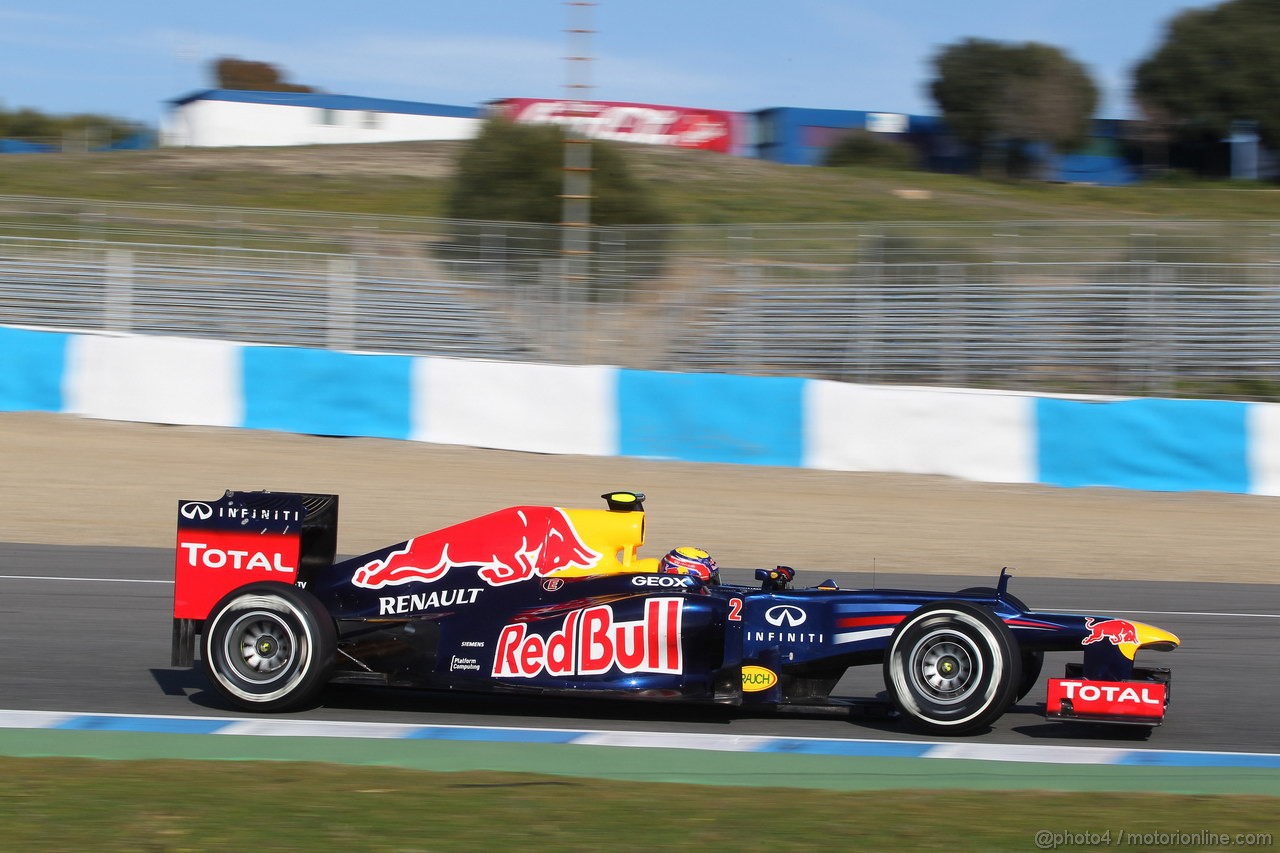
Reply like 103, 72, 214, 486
168, 89, 482, 119
0, 138, 59, 153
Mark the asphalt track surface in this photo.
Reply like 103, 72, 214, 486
3, 542, 1278, 758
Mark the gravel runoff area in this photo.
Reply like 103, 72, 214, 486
1, 411, 1276, 584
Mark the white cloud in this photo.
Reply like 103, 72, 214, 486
132, 26, 747, 110
140, 28, 569, 104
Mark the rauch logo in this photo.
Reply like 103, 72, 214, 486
741, 665, 778, 692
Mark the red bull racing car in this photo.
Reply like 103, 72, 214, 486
170, 490, 1180, 735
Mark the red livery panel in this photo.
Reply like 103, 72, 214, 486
173, 529, 300, 619
1046, 678, 1168, 722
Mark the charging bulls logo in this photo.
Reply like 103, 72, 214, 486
351, 506, 602, 589
1082, 617, 1139, 646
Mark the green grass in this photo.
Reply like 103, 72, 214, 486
0, 141, 1276, 224
0, 758, 1274, 851
2, 146, 1276, 834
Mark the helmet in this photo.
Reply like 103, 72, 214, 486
659, 546, 719, 584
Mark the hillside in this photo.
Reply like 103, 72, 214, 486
0, 140, 1277, 223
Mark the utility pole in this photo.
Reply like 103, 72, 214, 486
561, 1, 595, 316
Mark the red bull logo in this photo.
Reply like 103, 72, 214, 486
492, 598, 683, 678
1082, 617, 1139, 646
351, 507, 602, 590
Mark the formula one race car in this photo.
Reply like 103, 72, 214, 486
170, 490, 1180, 735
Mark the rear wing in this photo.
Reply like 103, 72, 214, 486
171, 490, 338, 666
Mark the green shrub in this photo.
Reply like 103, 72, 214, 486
444, 119, 669, 296
823, 130, 918, 170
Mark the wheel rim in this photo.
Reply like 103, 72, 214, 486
223, 610, 298, 685
909, 629, 983, 704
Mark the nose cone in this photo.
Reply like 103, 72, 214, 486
1132, 621, 1180, 650
1115, 620, 1180, 660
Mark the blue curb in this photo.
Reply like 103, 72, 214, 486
4, 710, 1279, 769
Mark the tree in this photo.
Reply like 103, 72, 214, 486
445, 118, 669, 293
1134, 0, 1280, 152
213, 57, 315, 93
0, 105, 142, 146
447, 118, 664, 226
929, 38, 1098, 176
823, 129, 917, 170
1129, 97, 1176, 175
0, 107, 59, 140
448, 120, 564, 223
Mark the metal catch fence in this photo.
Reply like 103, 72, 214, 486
1, 196, 1277, 400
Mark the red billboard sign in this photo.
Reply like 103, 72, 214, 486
497, 98, 739, 153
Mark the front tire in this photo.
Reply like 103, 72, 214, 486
1017, 649, 1044, 703
203, 583, 336, 712
957, 586, 1042, 701
883, 600, 1021, 735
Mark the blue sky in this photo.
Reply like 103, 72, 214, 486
0, 1, 1212, 127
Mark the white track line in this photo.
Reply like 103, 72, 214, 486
0, 575, 172, 584
1050, 608, 1280, 619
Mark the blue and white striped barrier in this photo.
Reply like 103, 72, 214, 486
4, 324, 1279, 496
1, 710, 1278, 768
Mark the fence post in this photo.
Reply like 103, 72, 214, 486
1148, 259, 1173, 397
327, 256, 356, 351
847, 232, 883, 382
1130, 231, 1158, 396
729, 225, 754, 375
941, 263, 967, 386
104, 249, 133, 333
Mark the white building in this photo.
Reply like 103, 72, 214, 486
162, 89, 483, 148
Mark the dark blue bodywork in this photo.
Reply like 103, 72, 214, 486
306, 555, 1138, 706
171, 489, 1172, 725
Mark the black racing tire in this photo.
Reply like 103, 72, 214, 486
883, 600, 1022, 735
202, 583, 336, 712
1017, 649, 1044, 703
955, 587, 1043, 702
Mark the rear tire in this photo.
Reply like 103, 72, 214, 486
203, 583, 336, 712
883, 600, 1021, 735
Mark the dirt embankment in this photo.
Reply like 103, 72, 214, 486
2, 412, 1275, 584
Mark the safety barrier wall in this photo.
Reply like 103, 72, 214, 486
5, 217, 1280, 401
3, 325, 1278, 496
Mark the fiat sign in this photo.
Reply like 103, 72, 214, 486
496, 98, 740, 153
